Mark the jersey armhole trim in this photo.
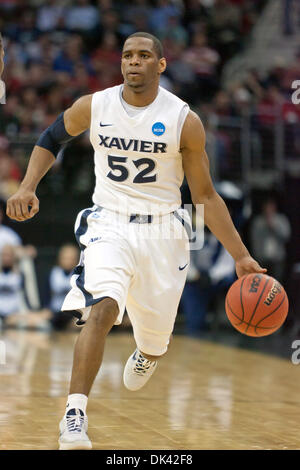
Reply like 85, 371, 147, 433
177, 104, 190, 150
90, 91, 100, 143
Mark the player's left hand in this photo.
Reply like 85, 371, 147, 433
235, 256, 267, 278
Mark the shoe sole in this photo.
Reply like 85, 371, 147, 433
59, 440, 92, 450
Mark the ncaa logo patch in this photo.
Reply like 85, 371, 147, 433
152, 122, 165, 136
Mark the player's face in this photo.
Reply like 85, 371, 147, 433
121, 37, 165, 91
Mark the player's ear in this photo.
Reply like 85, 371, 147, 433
158, 58, 166, 75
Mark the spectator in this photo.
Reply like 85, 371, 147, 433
208, 0, 242, 62
0, 32, 4, 79
126, 10, 151, 34
282, 0, 300, 36
243, 68, 264, 102
69, 63, 102, 96
45, 244, 79, 330
13, 10, 40, 46
255, 85, 285, 164
167, 40, 196, 101
91, 32, 122, 89
257, 85, 284, 123
0, 241, 50, 330
36, 0, 65, 33
229, 81, 252, 115
0, 202, 22, 254
97, 0, 115, 11
99, 8, 125, 45
25, 34, 57, 66
0, 199, 39, 309
44, 84, 66, 117
65, 0, 100, 32
0, 136, 22, 200
157, 12, 188, 45
0, 244, 26, 326
25, 62, 55, 92
250, 198, 291, 282
121, 0, 152, 33
212, 89, 235, 117
0, 44, 6, 104
0, 0, 19, 12
53, 34, 92, 76
149, 0, 181, 34
181, 181, 243, 334
181, 227, 236, 334
182, 0, 209, 32
92, 32, 120, 66
181, 31, 220, 100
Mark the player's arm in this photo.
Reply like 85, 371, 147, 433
181, 110, 266, 278
6, 94, 92, 222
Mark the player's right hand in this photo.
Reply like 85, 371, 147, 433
6, 187, 39, 222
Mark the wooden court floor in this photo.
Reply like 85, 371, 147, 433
0, 328, 299, 450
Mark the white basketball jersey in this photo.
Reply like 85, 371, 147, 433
89, 84, 189, 215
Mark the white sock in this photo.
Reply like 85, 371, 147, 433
66, 394, 88, 415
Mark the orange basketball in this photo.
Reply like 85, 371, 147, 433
225, 273, 289, 337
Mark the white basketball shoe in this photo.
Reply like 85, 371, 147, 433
59, 408, 92, 450
123, 349, 158, 391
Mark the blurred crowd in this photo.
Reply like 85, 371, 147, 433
0, 0, 299, 200
0, 197, 80, 330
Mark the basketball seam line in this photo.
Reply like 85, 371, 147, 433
226, 298, 243, 325
239, 276, 246, 323
254, 294, 287, 333
244, 277, 271, 333
226, 298, 281, 330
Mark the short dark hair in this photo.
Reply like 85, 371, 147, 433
124, 32, 163, 59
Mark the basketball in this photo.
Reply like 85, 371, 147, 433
225, 274, 289, 337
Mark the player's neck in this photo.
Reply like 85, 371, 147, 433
122, 84, 159, 107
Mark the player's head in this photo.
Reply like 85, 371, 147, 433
57, 244, 79, 271
1, 245, 17, 269
262, 198, 277, 216
121, 32, 166, 92
0, 33, 4, 77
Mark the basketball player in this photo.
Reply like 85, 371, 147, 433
6, 32, 266, 450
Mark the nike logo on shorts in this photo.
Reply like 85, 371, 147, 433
100, 122, 113, 127
89, 237, 101, 243
179, 263, 188, 271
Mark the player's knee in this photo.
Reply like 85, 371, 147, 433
89, 297, 119, 333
